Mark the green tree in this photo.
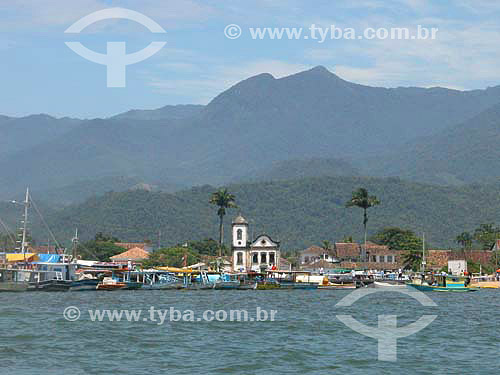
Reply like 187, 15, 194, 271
402, 250, 421, 271
372, 227, 423, 250
346, 188, 380, 260
209, 188, 237, 256
142, 246, 198, 268
322, 240, 332, 251
456, 231, 473, 250
456, 231, 473, 260
78, 233, 124, 261
322, 240, 334, 258
473, 223, 500, 250
187, 238, 220, 256
0, 233, 16, 252
341, 236, 354, 243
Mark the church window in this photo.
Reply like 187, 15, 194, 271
261, 252, 267, 264
236, 252, 243, 265
269, 252, 275, 264
237, 229, 242, 241
252, 253, 258, 264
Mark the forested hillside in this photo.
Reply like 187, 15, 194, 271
39, 176, 500, 250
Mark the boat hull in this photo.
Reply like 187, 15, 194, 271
142, 283, 185, 290
374, 281, 407, 288
71, 279, 99, 291
318, 284, 356, 290
279, 282, 318, 290
29, 280, 72, 292
408, 283, 478, 292
0, 281, 29, 292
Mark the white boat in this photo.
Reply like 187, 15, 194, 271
374, 280, 407, 288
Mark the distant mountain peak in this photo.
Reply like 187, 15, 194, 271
282, 65, 346, 85
309, 65, 331, 74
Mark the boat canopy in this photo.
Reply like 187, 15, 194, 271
6, 253, 39, 262
36, 254, 61, 263
156, 266, 194, 273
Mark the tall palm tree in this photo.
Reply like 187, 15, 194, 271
209, 188, 237, 256
345, 188, 380, 261
322, 240, 334, 259
456, 231, 473, 260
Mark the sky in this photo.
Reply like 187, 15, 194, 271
1, 0, 500, 118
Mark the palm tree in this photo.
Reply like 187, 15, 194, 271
209, 188, 237, 256
403, 250, 421, 271
345, 188, 380, 261
456, 231, 473, 260
322, 240, 334, 259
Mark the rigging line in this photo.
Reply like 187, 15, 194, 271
0, 216, 16, 244
29, 195, 63, 251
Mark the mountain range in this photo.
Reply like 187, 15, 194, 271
0, 65, 499, 201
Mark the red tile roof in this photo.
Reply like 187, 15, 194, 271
334, 243, 360, 257
110, 247, 150, 261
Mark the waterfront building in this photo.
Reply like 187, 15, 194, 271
231, 215, 281, 272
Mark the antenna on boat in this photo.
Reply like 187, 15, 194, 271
21, 187, 30, 254
72, 228, 79, 262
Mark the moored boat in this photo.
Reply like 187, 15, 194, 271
374, 280, 407, 288
469, 275, 500, 289
0, 269, 30, 292
408, 275, 479, 292
96, 277, 128, 290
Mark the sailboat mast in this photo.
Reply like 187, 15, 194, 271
21, 188, 29, 254
421, 232, 426, 273
72, 228, 79, 261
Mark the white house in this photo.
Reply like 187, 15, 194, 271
231, 215, 280, 272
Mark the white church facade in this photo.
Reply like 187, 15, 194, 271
231, 215, 280, 272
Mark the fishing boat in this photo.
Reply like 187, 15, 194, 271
268, 271, 318, 289
0, 269, 30, 292
126, 270, 184, 290
213, 273, 248, 289
0, 190, 77, 292
96, 277, 127, 291
28, 277, 72, 291
408, 274, 479, 292
469, 275, 500, 289
0, 268, 73, 291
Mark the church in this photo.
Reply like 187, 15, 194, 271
231, 215, 281, 272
